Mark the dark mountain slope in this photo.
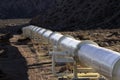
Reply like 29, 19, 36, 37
31, 0, 120, 31
0, 0, 56, 19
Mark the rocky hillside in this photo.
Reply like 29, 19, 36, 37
31, 0, 120, 31
0, 0, 56, 19
1, 0, 120, 30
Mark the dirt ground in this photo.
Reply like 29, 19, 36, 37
0, 19, 58, 80
0, 19, 119, 80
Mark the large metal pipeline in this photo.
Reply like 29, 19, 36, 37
22, 25, 120, 80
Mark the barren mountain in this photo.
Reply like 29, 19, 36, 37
31, 0, 120, 31
0, 0, 56, 19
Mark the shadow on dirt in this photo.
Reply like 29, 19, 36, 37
28, 61, 52, 69
0, 23, 29, 35
0, 33, 29, 80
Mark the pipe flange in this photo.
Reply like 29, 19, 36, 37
57, 35, 75, 46
36, 27, 42, 32
48, 32, 62, 43
77, 40, 98, 48
36, 28, 42, 34
41, 29, 47, 36
48, 32, 61, 39
41, 30, 52, 36
74, 40, 98, 61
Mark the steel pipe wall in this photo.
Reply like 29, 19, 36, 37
22, 25, 120, 80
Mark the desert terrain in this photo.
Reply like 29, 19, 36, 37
0, 19, 119, 80
0, 0, 120, 80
